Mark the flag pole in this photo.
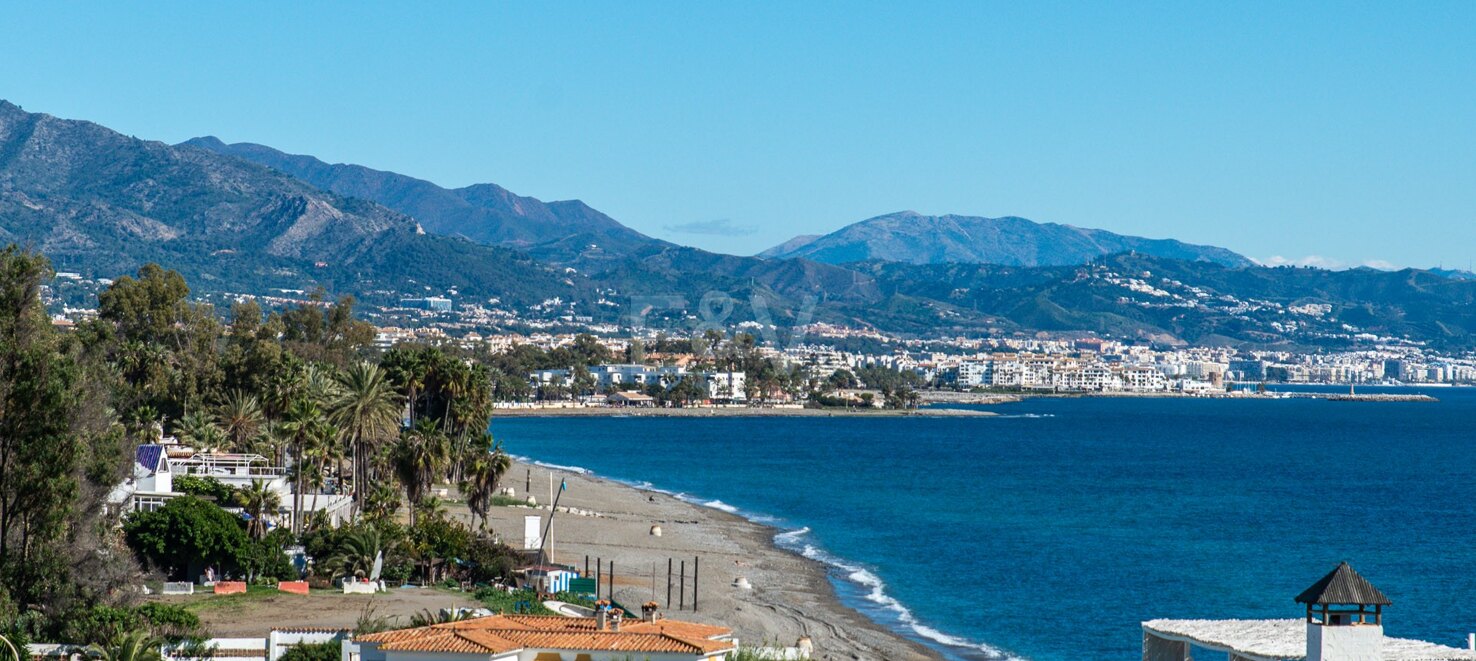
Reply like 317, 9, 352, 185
536, 479, 567, 570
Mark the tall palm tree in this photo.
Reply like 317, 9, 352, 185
393, 419, 449, 526
88, 632, 163, 661
330, 362, 403, 514
460, 437, 511, 531
303, 363, 345, 406
217, 389, 264, 451
279, 399, 330, 534
238, 479, 281, 540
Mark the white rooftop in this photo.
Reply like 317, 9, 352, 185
1143, 619, 1476, 661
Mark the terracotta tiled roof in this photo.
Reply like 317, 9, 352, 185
356, 614, 734, 656
621, 619, 733, 640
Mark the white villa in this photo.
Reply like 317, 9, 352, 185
1143, 563, 1476, 661
109, 443, 353, 530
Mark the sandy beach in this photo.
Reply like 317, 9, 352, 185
482, 460, 944, 661
162, 458, 944, 659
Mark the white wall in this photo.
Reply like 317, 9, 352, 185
1307, 624, 1382, 661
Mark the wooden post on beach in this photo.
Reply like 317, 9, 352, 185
609, 560, 615, 601
596, 557, 601, 594
693, 556, 699, 611
666, 558, 672, 607
679, 561, 685, 610
585, 555, 589, 578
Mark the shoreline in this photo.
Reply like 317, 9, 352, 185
483, 459, 956, 661
493, 405, 998, 418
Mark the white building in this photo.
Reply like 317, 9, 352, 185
1142, 563, 1474, 661
109, 445, 353, 530
957, 361, 993, 387
703, 372, 747, 402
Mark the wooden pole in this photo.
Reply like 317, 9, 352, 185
693, 556, 699, 611
609, 560, 615, 601
679, 560, 685, 610
666, 558, 672, 607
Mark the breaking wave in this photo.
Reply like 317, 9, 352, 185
772, 527, 1025, 661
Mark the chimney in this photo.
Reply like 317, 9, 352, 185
595, 600, 609, 631
610, 608, 624, 632
641, 602, 659, 623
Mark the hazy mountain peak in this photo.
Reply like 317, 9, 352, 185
762, 211, 1252, 268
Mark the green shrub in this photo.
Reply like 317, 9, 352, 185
278, 640, 338, 661
173, 476, 239, 503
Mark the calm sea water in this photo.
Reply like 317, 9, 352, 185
490, 387, 1476, 660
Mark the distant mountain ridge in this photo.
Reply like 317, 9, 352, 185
180, 137, 669, 261
760, 211, 1253, 268
8, 99, 1476, 348
0, 100, 572, 303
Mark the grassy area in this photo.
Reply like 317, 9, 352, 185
488, 495, 533, 508
171, 585, 293, 613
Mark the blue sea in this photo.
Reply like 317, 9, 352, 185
490, 387, 1476, 660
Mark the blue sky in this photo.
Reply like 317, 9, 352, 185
2, 2, 1473, 268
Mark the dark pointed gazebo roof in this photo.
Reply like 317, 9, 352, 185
1295, 562, 1392, 606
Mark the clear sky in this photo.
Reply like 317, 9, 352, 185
2, 2, 1473, 268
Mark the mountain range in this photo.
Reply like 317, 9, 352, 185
0, 100, 575, 305
760, 211, 1253, 268
4, 99, 1476, 348
179, 137, 669, 262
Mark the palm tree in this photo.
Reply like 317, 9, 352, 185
460, 437, 511, 531
303, 420, 340, 528
237, 479, 281, 540
415, 496, 448, 521
394, 420, 449, 526
217, 389, 264, 451
320, 527, 383, 580
362, 483, 401, 522
279, 399, 331, 534
88, 632, 163, 661
303, 363, 345, 407
0, 633, 22, 661
330, 362, 403, 514
174, 410, 225, 449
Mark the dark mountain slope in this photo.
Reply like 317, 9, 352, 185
0, 101, 571, 304
181, 137, 667, 260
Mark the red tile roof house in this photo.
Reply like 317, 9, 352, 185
344, 611, 736, 661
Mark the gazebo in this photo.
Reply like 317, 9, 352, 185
1142, 563, 1475, 661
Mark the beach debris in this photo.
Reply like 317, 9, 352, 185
733, 576, 753, 590
796, 636, 814, 654
526, 495, 537, 506
650, 524, 663, 537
